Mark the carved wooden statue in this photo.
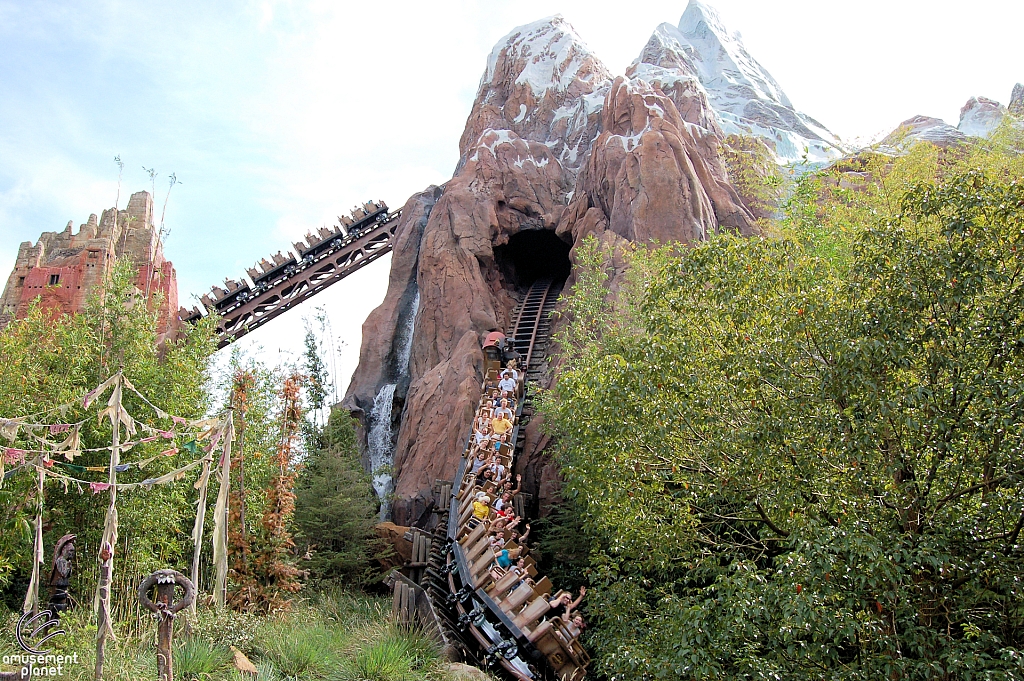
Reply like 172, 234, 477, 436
47, 533, 76, 614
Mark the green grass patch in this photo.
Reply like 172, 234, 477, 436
0, 590, 463, 681
175, 637, 232, 680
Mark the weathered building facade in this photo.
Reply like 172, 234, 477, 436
0, 191, 179, 337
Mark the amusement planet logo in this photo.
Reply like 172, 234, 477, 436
3, 610, 78, 678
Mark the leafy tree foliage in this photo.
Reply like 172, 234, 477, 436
720, 134, 784, 223
542, 136, 1024, 678
294, 409, 384, 586
301, 319, 331, 453
0, 260, 217, 600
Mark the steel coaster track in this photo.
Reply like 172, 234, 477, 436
510, 279, 553, 374
180, 202, 402, 349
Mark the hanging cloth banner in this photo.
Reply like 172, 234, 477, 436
0, 370, 234, 617
0, 418, 24, 442
22, 467, 44, 614
211, 413, 234, 607
93, 374, 122, 640
82, 373, 120, 409
49, 424, 81, 461
190, 458, 213, 607
38, 456, 209, 492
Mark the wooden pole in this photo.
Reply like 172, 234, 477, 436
94, 542, 113, 681
95, 372, 122, 680
155, 579, 175, 681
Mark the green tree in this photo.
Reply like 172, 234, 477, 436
542, 154, 1024, 677
720, 134, 785, 223
302, 319, 331, 452
0, 259, 217, 606
294, 409, 384, 586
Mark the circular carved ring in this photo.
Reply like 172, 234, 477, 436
138, 569, 195, 615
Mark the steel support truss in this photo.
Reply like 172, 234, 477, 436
195, 211, 401, 348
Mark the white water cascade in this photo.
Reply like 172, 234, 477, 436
366, 290, 419, 519
396, 290, 419, 376
368, 382, 397, 517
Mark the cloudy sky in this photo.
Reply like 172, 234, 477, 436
1, 0, 1020, 394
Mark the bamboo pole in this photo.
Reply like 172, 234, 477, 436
95, 373, 122, 680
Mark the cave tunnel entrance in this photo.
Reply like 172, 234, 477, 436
494, 229, 572, 291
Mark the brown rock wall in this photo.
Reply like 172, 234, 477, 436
345, 15, 759, 525
566, 76, 754, 247
344, 186, 442, 421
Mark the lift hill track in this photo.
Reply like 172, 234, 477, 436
179, 200, 398, 348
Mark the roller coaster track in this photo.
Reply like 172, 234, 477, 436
407, 278, 585, 681
180, 204, 401, 348
182, 185, 581, 675
509, 278, 559, 378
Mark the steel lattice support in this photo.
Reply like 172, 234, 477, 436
183, 211, 401, 348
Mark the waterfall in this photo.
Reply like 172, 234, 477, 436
396, 290, 419, 376
366, 288, 420, 520
368, 382, 397, 518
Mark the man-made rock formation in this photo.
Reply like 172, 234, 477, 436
349, 0, 1024, 523
1011, 84, 1024, 114
0, 191, 178, 339
344, 17, 610, 525
566, 75, 756, 246
344, 6, 763, 526
456, 16, 612, 179
882, 84, 1023, 149
958, 96, 1006, 138
626, 24, 723, 135
882, 114, 967, 149
644, 1, 842, 163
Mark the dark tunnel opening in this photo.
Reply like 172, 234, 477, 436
493, 229, 572, 290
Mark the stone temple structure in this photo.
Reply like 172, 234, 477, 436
0, 191, 179, 338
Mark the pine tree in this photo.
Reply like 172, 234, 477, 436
294, 409, 384, 585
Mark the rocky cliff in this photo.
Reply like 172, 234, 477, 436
343, 4, 785, 526
652, 1, 843, 163
883, 83, 1024, 149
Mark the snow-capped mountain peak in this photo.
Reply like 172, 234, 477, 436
628, 0, 843, 163
480, 16, 608, 103
459, 15, 612, 176
676, 0, 793, 112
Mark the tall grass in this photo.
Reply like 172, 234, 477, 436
339, 628, 428, 681
175, 638, 232, 680
0, 589, 465, 681
258, 624, 343, 678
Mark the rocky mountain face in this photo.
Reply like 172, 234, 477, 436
884, 83, 1023, 148
882, 115, 967, 148
657, 1, 843, 163
1012, 84, 1024, 113
344, 3, 1019, 526
958, 97, 1006, 138
342, 5, 764, 526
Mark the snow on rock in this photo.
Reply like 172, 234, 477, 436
958, 96, 1006, 138
882, 115, 966, 149
1010, 83, 1023, 114
568, 74, 756, 245
626, 23, 722, 135
458, 15, 613, 179
635, 0, 843, 163
883, 84, 1022, 151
